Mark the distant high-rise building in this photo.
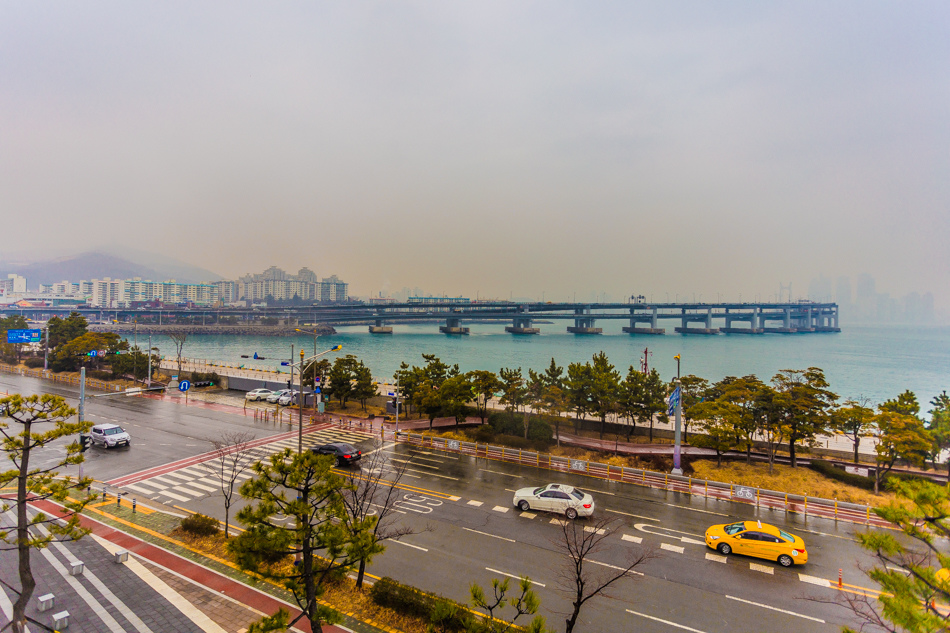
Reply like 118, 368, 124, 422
808, 275, 833, 303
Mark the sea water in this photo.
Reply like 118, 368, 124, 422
131, 322, 950, 409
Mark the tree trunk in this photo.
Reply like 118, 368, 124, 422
788, 438, 797, 468
12, 420, 34, 633
600, 415, 606, 440
555, 418, 561, 447
717, 450, 722, 467
854, 437, 860, 465
523, 411, 530, 439
746, 445, 751, 465
356, 559, 366, 589
649, 416, 654, 442
224, 505, 230, 539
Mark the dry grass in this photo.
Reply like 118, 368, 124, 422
170, 527, 427, 632
690, 460, 896, 505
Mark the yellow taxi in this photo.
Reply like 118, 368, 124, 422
704, 520, 808, 567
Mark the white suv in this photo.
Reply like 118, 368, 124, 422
90, 423, 131, 448
245, 388, 273, 401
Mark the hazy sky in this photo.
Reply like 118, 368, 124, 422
2, 2, 948, 306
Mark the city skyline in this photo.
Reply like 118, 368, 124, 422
2, 3, 947, 312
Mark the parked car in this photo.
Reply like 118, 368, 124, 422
245, 388, 273, 401
704, 520, 808, 567
266, 389, 292, 403
90, 423, 131, 448
277, 390, 300, 406
512, 483, 594, 519
311, 442, 362, 466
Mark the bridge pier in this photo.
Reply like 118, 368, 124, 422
368, 318, 393, 334
674, 308, 719, 334
439, 317, 470, 335
721, 307, 764, 334
623, 306, 665, 334
567, 310, 601, 334
505, 316, 539, 335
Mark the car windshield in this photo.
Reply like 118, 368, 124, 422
723, 522, 746, 535
533, 487, 546, 495
104, 427, 125, 435
778, 530, 795, 543
571, 490, 584, 500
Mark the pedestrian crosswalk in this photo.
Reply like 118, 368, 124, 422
120, 427, 375, 505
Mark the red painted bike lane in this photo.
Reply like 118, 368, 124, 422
32, 499, 354, 633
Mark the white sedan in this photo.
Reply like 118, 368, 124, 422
245, 388, 273, 401
512, 483, 594, 519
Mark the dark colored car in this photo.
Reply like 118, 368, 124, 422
311, 442, 362, 466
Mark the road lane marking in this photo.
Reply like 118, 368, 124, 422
626, 609, 707, 632
479, 469, 523, 477
520, 512, 537, 519
181, 481, 218, 493
170, 485, 205, 497
682, 537, 706, 545
401, 467, 458, 480
749, 563, 774, 574
550, 518, 568, 526
589, 560, 644, 576
485, 568, 545, 587
492, 506, 509, 513
885, 565, 911, 575
124, 483, 160, 496
662, 503, 729, 516
447, 495, 462, 501
661, 543, 685, 554
796, 527, 855, 541
622, 534, 643, 544
705, 553, 727, 563
605, 508, 659, 521
400, 453, 444, 463
725, 595, 825, 623
391, 539, 428, 552
584, 526, 606, 535
464, 527, 515, 543
798, 573, 830, 587
467, 500, 484, 507
388, 458, 440, 470
156, 489, 191, 502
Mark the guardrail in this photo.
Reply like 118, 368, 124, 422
329, 419, 890, 529
0, 363, 124, 393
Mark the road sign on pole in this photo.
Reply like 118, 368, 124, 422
178, 380, 191, 392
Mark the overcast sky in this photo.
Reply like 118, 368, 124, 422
2, 2, 947, 306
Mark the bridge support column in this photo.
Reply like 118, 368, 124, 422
623, 306, 664, 334
440, 317, 470, 335
506, 316, 539, 335
369, 318, 393, 334
567, 315, 602, 334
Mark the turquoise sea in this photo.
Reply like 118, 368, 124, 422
131, 323, 950, 410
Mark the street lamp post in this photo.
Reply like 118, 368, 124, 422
672, 354, 683, 475
290, 344, 342, 453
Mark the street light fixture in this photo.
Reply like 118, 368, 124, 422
290, 344, 342, 453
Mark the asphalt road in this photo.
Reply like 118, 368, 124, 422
1, 374, 883, 633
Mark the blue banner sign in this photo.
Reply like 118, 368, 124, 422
6, 329, 42, 344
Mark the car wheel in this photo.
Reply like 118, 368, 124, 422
718, 543, 732, 555
333, 456, 340, 467
778, 554, 793, 567
565, 507, 578, 520
518, 500, 530, 512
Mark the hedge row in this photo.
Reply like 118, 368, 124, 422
807, 459, 935, 491
369, 577, 472, 632
488, 411, 553, 444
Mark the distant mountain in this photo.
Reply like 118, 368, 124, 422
0, 251, 223, 288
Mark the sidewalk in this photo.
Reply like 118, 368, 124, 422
31, 498, 393, 633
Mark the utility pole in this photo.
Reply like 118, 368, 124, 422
43, 325, 49, 371
146, 334, 152, 388
78, 366, 86, 483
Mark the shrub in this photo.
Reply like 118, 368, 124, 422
88, 370, 113, 380
471, 425, 495, 443
23, 358, 45, 368
180, 513, 221, 537
369, 577, 472, 632
488, 412, 554, 446
190, 371, 220, 384
807, 460, 875, 491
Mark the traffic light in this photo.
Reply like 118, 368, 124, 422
79, 434, 90, 452
192, 381, 214, 388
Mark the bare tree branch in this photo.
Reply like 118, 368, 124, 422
552, 516, 656, 633
207, 431, 256, 538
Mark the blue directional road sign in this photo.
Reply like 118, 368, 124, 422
6, 329, 42, 344
178, 380, 191, 392
314, 387, 321, 394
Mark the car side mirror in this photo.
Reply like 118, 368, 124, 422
734, 534, 742, 539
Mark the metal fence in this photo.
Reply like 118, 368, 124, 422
332, 418, 890, 529
0, 363, 124, 393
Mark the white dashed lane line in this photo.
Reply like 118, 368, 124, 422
463, 527, 515, 543
519, 511, 536, 519
749, 563, 774, 575
705, 552, 727, 564
391, 540, 428, 552
467, 500, 484, 507
725, 595, 826, 623
479, 469, 523, 477
622, 534, 643, 544
660, 543, 685, 554
589, 560, 644, 576
627, 609, 708, 632
605, 508, 659, 521
485, 568, 545, 587
492, 506, 509, 513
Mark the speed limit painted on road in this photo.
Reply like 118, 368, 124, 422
178, 380, 191, 392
